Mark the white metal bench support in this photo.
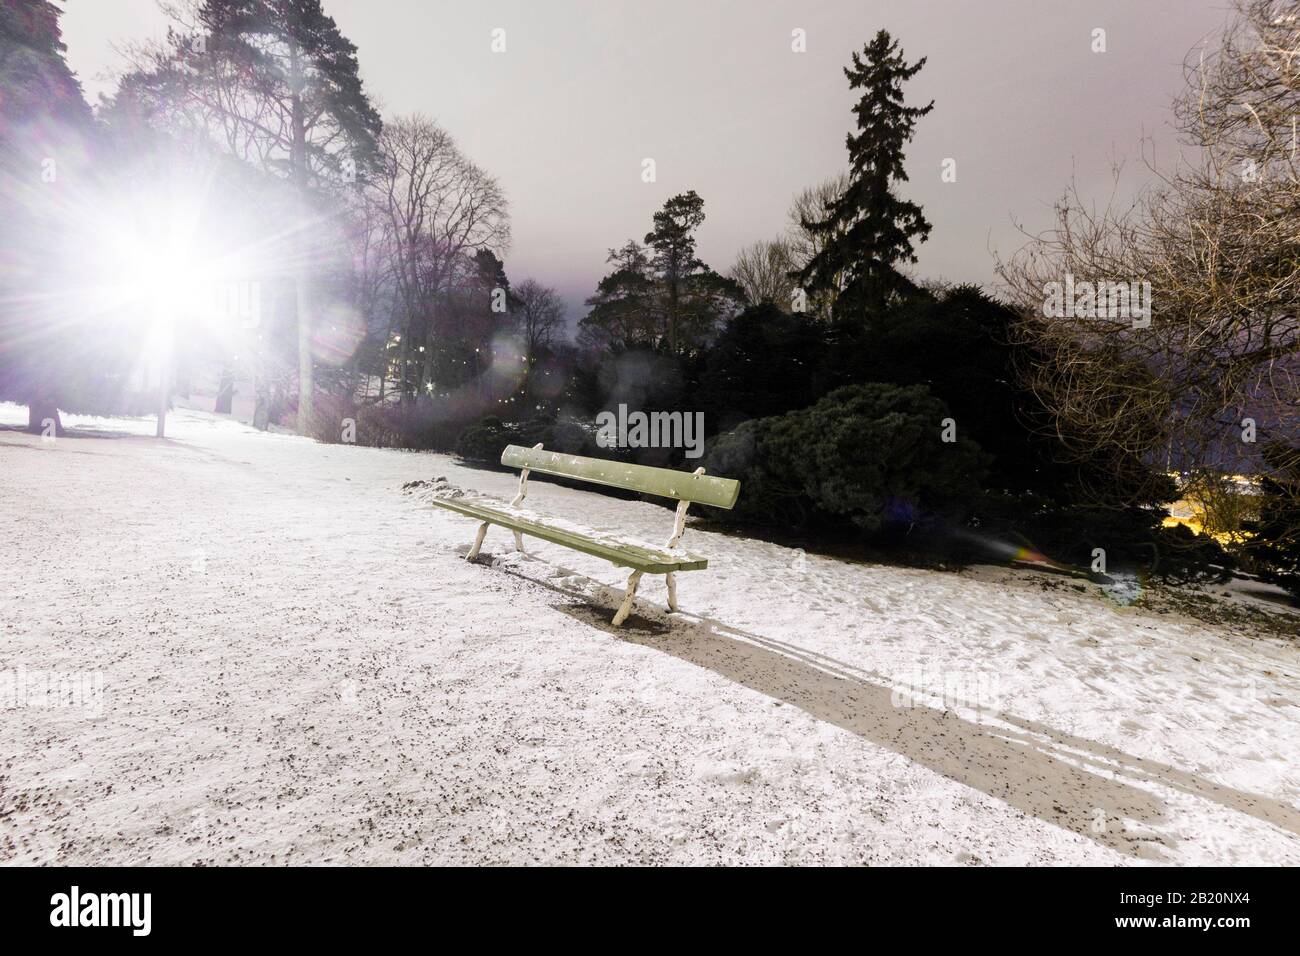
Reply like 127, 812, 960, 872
467, 521, 489, 560
660, 467, 703, 614
508, 442, 542, 554
611, 570, 643, 626
467, 442, 543, 560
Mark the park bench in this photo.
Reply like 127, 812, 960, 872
428, 443, 741, 626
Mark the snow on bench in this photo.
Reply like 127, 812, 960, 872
424, 443, 741, 626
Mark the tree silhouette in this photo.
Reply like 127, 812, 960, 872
795, 30, 933, 322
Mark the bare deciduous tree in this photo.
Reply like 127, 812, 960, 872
786, 173, 851, 318
513, 278, 565, 399
371, 114, 509, 403
998, 0, 1300, 554
514, 279, 564, 358
729, 238, 796, 310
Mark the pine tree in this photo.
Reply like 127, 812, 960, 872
795, 30, 933, 322
642, 190, 743, 354
579, 242, 658, 351
645, 191, 705, 355
0, 0, 93, 433
582, 194, 741, 355
0, 0, 92, 128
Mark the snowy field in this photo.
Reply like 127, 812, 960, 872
1, 403, 1297, 865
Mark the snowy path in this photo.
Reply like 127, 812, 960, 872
1, 405, 1297, 865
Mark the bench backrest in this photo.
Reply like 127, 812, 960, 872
500, 445, 740, 509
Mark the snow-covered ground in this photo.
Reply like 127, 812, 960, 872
1, 403, 1297, 865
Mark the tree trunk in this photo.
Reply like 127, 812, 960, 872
253, 388, 270, 431
420, 303, 436, 401
27, 398, 62, 436
668, 263, 680, 354
295, 269, 313, 431
397, 322, 409, 406
156, 361, 170, 438
290, 42, 314, 433
378, 301, 399, 404
251, 334, 270, 431
215, 366, 234, 414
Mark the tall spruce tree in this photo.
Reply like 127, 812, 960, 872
0, 0, 94, 432
0, 0, 92, 127
796, 30, 933, 322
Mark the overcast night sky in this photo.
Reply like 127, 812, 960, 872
61, 0, 1233, 323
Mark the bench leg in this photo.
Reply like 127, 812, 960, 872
665, 572, 678, 612
611, 570, 643, 627
467, 522, 489, 560
513, 530, 525, 553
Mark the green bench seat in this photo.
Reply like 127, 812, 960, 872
427, 444, 741, 625
428, 492, 708, 574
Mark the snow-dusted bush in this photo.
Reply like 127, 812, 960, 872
453, 414, 577, 464
455, 416, 520, 463
707, 383, 987, 533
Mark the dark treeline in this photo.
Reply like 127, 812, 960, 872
2, 2, 1295, 596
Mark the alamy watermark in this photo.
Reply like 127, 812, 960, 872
890, 664, 1002, 719
1042, 273, 1151, 329
50, 886, 150, 936
206, 280, 260, 329
1, 668, 104, 717
596, 404, 705, 459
